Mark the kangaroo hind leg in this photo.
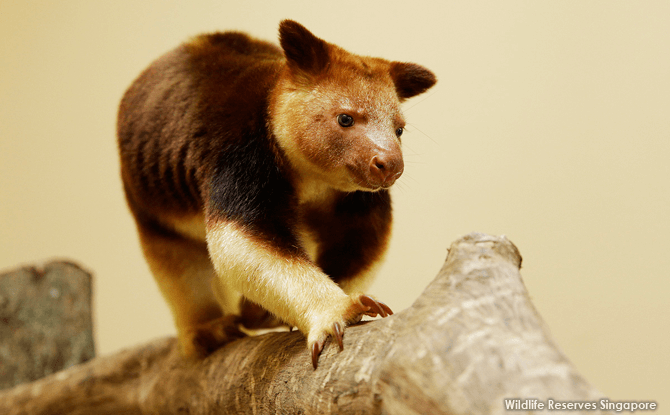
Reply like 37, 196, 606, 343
137, 221, 244, 358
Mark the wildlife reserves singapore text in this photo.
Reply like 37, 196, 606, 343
504, 398, 657, 412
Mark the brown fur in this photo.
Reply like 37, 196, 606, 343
117, 20, 436, 366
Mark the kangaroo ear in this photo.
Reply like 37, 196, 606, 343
389, 62, 437, 100
279, 20, 330, 76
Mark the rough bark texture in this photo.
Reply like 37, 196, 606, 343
0, 233, 611, 414
0, 261, 95, 390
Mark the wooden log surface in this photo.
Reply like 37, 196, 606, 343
0, 261, 95, 390
0, 233, 611, 414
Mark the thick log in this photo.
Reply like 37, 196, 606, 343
0, 233, 610, 414
0, 261, 95, 390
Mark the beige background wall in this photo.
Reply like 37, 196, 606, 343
1, 0, 668, 402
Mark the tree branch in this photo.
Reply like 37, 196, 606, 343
0, 233, 609, 414
0, 261, 94, 389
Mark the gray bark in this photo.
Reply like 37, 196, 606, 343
0, 233, 610, 414
0, 261, 95, 390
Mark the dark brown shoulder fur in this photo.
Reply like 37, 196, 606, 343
118, 32, 297, 245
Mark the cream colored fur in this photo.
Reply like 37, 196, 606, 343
206, 220, 367, 348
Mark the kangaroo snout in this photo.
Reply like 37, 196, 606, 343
369, 150, 404, 188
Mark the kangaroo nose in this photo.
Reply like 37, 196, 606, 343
369, 152, 404, 187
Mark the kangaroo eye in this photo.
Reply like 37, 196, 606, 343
337, 114, 354, 127
396, 127, 404, 137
